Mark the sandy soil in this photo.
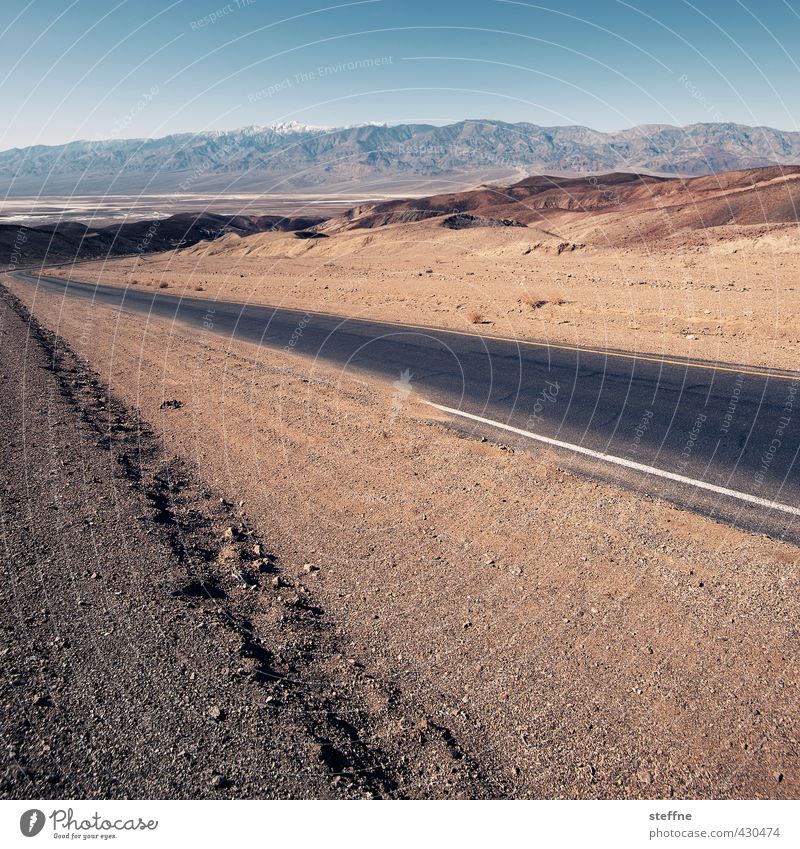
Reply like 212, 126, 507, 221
46, 219, 800, 372
6, 273, 798, 799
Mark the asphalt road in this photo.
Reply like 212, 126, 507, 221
13, 271, 800, 541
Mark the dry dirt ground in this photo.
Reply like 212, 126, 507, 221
0, 285, 496, 800
3, 273, 798, 800
47, 219, 800, 372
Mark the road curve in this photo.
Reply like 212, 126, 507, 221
11, 270, 800, 542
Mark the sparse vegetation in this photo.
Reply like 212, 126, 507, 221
519, 292, 567, 309
519, 292, 548, 310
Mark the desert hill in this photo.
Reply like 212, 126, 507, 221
0, 211, 323, 269
5, 165, 799, 270
320, 166, 800, 246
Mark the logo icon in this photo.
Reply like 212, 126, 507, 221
20, 809, 45, 837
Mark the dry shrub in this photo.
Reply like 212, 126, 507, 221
551, 294, 567, 306
158, 282, 169, 289
467, 310, 483, 324
193, 285, 205, 291
519, 291, 548, 310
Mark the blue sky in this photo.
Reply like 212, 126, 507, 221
1, 0, 799, 150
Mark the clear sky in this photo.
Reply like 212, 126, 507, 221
1, 0, 799, 151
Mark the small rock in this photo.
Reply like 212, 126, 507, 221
222, 526, 240, 541
232, 570, 254, 587
218, 543, 238, 562
253, 543, 264, 557
32, 694, 52, 707
302, 563, 319, 574
775, 771, 784, 783
208, 705, 224, 721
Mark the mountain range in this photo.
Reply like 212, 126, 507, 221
1, 120, 800, 196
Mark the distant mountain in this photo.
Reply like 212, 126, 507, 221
1, 120, 799, 196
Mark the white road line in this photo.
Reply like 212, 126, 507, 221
424, 400, 800, 518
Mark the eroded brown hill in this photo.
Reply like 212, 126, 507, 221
321, 166, 800, 245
